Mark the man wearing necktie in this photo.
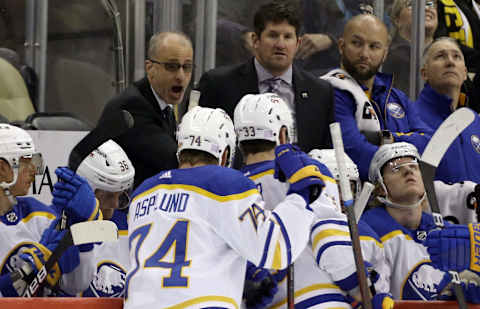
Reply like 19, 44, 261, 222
197, 0, 335, 167
98, 32, 193, 189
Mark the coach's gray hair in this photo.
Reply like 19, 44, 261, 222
421, 36, 462, 67
147, 32, 192, 60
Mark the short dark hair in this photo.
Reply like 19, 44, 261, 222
253, 0, 302, 37
239, 139, 276, 157
178, 149, 218, 166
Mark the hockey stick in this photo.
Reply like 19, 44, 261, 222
354, 182, 375, 223
419, 107, 475, 309
188, 90, 201, 111
287, 264, 294, 309
20, 109, 134, 296
21, 220, 118, 297
330, 122, 372, 309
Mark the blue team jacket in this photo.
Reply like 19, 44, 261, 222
334, 72, 432, 180
416, 83, 480, 183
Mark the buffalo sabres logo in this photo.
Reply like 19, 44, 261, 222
83, 262, 126, 297
471, 135, 480, 154
387, 103, 405, 119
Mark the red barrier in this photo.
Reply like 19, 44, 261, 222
0, 299, 478, 308
0, 298, 123, 309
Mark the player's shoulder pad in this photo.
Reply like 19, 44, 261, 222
361, 207, 404, 240
241, 160, 275, 180
16, 197, 57, 220
133, 166, 258, 202
111, 209, 128, 231
358, 220, 381, 241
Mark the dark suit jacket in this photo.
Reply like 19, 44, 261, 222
197, 58, 335, 153
98, 77, 178, 189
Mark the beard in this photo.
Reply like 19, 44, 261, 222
342, 54, 381, 83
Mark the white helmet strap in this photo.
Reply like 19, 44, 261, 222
377, 192, 426, 210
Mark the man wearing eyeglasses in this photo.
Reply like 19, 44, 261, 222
98, 32, 193, 189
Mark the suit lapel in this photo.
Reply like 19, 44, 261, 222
292, 66, 312, 149
240, 58, 260, 94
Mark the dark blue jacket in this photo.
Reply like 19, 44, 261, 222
334, 72, 432, 180
416, 83, 480, 183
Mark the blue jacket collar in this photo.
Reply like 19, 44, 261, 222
418, 83, 454, 118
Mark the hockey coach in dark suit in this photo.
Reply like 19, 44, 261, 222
197, 0, 335, 155
98, 32, 193, 188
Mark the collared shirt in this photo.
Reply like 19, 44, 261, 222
150, 85, 173, 113
254, 58, 297, 142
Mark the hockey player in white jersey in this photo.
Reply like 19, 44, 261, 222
75, 139, 134, 297
234, 93, 392, 309
124, 106, 327, 309
359, 142, 480, 301
0, 124, 100, 297
309, 149, 391, 305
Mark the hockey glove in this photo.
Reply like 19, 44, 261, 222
372, 293, 395, 309
274, 144, 325, 203
244, 261, 279, 309
19, 244, 62, 287
39, 218, 81, 272
425, 224, 480, 273
52, 167, 101, 226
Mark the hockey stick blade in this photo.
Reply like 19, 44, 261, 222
418, 109, 473, 309
68, 109, 134, 172
330, 122, 372, 309
354, 182, 374, 223
70, 220, 118, 245
421, 108, 474, 168
188, 90, 201, 111
21, 221, 118, 297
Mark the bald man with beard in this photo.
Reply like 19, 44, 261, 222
321, 14, 432, 181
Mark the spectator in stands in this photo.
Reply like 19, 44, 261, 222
321, 14, 431, 181
198, 0, 335, 167
98, 32, 193, 189
383, 0, 439, 94
417, 37, 480, 184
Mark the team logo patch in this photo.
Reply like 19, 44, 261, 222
387, 103, 405, 119
471, 135, 480, 154
83, 262, 126, 297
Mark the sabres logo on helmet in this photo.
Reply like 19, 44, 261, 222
471, 135, 480, 154
386, 103, 405, 119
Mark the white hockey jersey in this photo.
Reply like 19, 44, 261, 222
0, 197, 95, 296
244, 160, 388, 308
361, 207, 452, 300
434, 180, 478, 224
81, 210, 129, 297
124, 165, 315, 309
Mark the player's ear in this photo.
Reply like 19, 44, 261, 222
0, 160, 13, 182
220, 147, 230, 167
279, 127, 288, 145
